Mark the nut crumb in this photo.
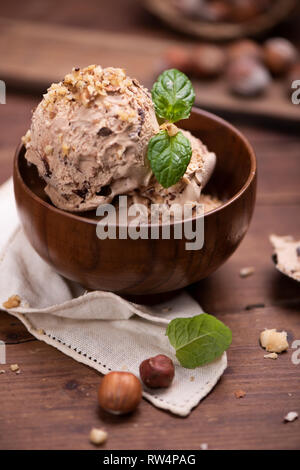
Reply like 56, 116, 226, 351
239, 267, 255, 278
264, 352, 278, 360
200, 443, 208, 450
21, 130, 31, 148
0, 370, 5, 374
190, 376, 195, 382
160, 122, 179, 137
234, 389, 246, 399
284, 412, 298, 423
3, 295, 21, 309
260, 329, 289, 353
10, 364, 19, 372
36, 329, 45, 335
89, 428, 108, 446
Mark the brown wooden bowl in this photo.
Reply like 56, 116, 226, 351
143, 0, 297, 41
13, 108, 256, 296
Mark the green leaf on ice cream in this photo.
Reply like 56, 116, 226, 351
147, 130, 192, 189
151, 69, 195, 123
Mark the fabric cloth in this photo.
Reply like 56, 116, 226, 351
0, 178, 227, 416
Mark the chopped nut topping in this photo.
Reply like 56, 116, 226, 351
62, 142, 70, 156
21, 130, 31, 148
260, 329, 289, 353
44, 145, 53, 155
239, 266, 255, 278
160, 122, 179, 137
89, 428, 108, 446
284, 411, 298, 423
264, 352, 278, 360
118, 109, 137, 122
200, 443, 208, 450
10, 364, 19, 372
3, 295, 21, 309
234, 389, 246, 399
41, 65, 134, 109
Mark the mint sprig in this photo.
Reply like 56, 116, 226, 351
151, 69, 195, 123
148, 69, 195, 188
147, 130, 192, 189
166, 314, 232, 369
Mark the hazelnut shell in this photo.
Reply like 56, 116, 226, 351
226, 57, 271, 97
139, 354, 175, 389
192, 44, 227, 78
98, 371, 142, 415
264, 38, 298, 76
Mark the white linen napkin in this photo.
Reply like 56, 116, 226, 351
0, 178, 227, 416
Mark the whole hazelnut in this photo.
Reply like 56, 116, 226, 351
139, 354, 175, 389
226, 57, 271, 97
164, 46, 193, 75
98, 371, 142, 415
228, 40, 263, 63
192, 44, 227, 78
264, 38, 298, 76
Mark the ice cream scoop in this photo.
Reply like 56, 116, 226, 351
23, 65, 159, 211
22, 65, 216, 214
129, 127, 216, 214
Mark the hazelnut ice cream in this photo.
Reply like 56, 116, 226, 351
22, 65, 217, 213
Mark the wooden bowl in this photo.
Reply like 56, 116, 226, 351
143, 0, 297, 41
13, 108, 256, 296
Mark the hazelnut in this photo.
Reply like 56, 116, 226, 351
264, 38, 298, 76
164, 46, 193, 75
139, 354, 175, 389
226, 57, 271, 97
228, 40, 263, 63
192, 44, 227, 79
98, 371, 142, 415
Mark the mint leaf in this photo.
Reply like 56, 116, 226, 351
147, 130, 192, 188
166, 314, 232, 369
151, 69, 195, 123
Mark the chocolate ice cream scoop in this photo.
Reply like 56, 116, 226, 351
23, 65, 159, 212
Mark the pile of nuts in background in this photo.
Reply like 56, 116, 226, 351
162, 37, 299, 98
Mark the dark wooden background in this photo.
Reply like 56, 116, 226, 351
0, 0, 299, 450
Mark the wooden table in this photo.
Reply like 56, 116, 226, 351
0, 0, 299, 450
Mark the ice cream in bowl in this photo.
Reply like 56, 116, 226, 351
14, 65, 256, 295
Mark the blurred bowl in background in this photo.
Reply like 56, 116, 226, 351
143, 0, 298, 41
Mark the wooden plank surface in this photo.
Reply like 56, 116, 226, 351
0, 0, 300, 450
0, 17, 299, 123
